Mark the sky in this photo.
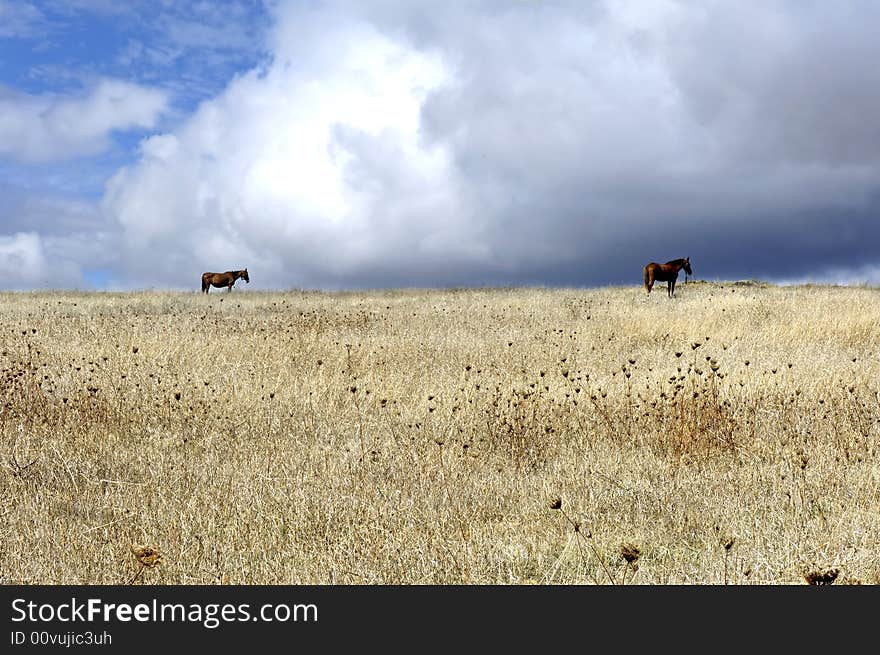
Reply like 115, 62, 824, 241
2, 0, 880, 291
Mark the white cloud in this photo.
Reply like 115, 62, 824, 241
0, 232, 50, 288
0, 184, 120, 289
0, 79, 168, 163
103, 5, 478, 289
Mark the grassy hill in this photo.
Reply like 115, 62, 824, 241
1, 282, 878, 584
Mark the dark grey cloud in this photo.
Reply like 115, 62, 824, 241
372, 0, 880, 287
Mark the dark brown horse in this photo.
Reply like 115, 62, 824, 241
201, 269, 249, 293
644, 258, 692, 297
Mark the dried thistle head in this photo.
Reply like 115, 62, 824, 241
722, 537, 735, 551
131, 545, 163, 568
549, 497, 562, 510
620, 542, 641, 564
803, 567, 839, 586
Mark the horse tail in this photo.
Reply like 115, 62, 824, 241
201, 274, 208, 293
643, 265, 651, 294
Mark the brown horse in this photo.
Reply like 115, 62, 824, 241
644, 258, 692, 297
201, 269, 249, 293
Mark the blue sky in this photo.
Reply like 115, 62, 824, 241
2, 1, 880, 290
0, 2, 269, 99
1, 1, 270, 196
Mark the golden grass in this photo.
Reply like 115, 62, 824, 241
1, 281, 878, 584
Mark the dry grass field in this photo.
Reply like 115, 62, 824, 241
1, 281, 878, 585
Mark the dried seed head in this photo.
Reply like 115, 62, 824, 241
549, 497, 562, 510
620, 543, 641, 563
722, 538, 735, 551
803, 567, 839, 586
131, 545, 163, 568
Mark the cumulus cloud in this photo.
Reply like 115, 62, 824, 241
104, 4, 478, 289
0, 79, 168, 163
0, 188, 118, 289
101, 0, 880, 289
0, 233, 51, 288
